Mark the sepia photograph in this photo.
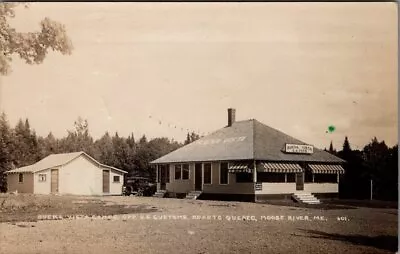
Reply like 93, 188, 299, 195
0, 2, 398, 254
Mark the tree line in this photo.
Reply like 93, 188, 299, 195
0, 113, 397, 201
0, 113, 201, 192
326, 137, 398, 201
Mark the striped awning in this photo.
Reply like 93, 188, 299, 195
258, 162, 303, 173
308, 164, 345, 174
228, 163, 252, 173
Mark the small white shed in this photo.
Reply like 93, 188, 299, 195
6, 151, 127, 196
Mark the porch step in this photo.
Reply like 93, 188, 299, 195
185, 191, 203, 200
292, 192, 321, 205
153, 190, 167, 198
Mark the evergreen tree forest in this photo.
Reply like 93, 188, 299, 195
0, 113, 397, 201
329, 136, 398, 201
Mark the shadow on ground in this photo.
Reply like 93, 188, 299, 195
258, 200, 357, 210
324, 199, 398, 209
293, 229, 398, 252
0, 197, 158, 223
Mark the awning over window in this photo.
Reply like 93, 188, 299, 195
258, 162, 303, 173
308, 164, 345, 174
228, 163, 252, 173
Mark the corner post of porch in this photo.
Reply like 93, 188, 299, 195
253, 160, 257, 183
156, 164, 159, 183
337, 173, 339, 183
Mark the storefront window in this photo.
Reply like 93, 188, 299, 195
314, 174, 337, 183
305, 170, 313, 183
204, 163, 212, 184
286, 173, 295, 182
174, 165, 181, 180
257, 172, 286, 183
236, 172, 253, 183
220, 163, 229, 184
182, 164, 189, 180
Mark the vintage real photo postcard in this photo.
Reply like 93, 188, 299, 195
0, 2, 397, 254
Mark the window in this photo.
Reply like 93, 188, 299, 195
18, 173, 24, 183
236, 172, 253, 183
305, 170, 313, 183
257, 172, 285, 183
182, 164, 189, 180
38, 174, 46, 182
314, 174, 337, 183
174, 165, 181, 180
220, 163, 229, 184
165, 166, 170, 183
203, 163, 212, 184
286, 173, 296, 183
113, 176, 120, 183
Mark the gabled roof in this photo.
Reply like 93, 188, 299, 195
151, 119, 344, 164
6, 151, 128, 174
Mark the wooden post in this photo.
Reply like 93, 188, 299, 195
312, 174, 314, 183
156, 164, 159, 183
285, 173, 287, 183
253, 161, 257, 183
370, 179, 373, 200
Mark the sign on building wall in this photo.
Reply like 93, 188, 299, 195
285, 144, 313, 154
254, 183, 262, 191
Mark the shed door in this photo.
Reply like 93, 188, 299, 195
296, 172, 304, 191
51, 169, 59, 193
103, 170, 110, 193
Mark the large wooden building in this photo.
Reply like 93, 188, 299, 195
6, 152, 127, 196
150, 108, 345, 202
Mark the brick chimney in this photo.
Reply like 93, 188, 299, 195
227, 108, 236, 127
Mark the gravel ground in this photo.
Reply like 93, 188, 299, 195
0, 195, 397, 254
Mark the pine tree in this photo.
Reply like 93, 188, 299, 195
126, 133, 136, 149
60, 117, 94, 155
112, 132, 130, 170
190, 132, 200, 143
13, 118, 31, 166
184, 132, 200, 145
184, 133, 191, 145
139, 135, 147, 145
329, 141, 334, 154
93, 132, 114, 165
343, 136, 351, 153
0, 113, 13, 192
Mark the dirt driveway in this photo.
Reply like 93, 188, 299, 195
0, 195, 397, 254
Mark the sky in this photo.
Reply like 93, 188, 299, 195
0, 2, 397, 150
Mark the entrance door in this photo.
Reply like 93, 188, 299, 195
51, 169, 59, 193
160, 165, 167, 190
103, 170, 110, 193
195, 163, 202, 191
296, 172, 304, 191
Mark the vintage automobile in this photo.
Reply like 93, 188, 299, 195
122, 176, 156, 196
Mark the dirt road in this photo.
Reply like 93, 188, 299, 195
0, 195, 397, 254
